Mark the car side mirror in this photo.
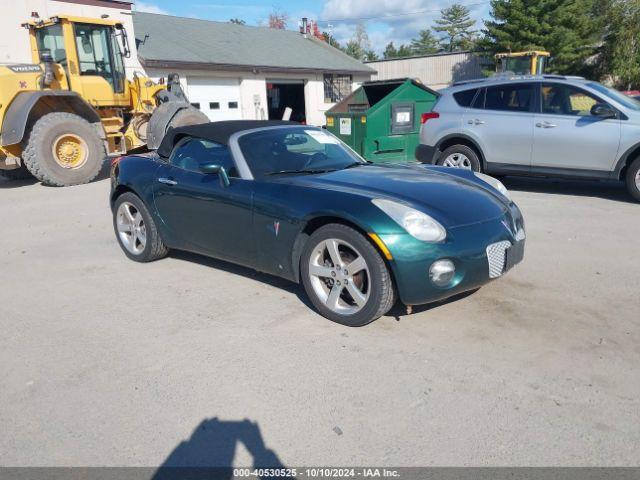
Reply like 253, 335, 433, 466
591, 103, 616, 119
200, 163, 230, 187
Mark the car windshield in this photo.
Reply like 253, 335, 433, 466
237, 127, 364, 179
587, 82, 640, 111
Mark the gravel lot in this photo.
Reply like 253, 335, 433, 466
1, 171, 639, 467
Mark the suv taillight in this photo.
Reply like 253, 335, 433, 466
421, 112, 440, 124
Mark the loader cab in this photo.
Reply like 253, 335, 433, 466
29, 15, 130, 107
495, 51, 550, 76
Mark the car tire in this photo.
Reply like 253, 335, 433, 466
625, 157, 640, 202
437, 144, 482, 172
113, 192, 169, 262
300, 224, 396, 327
22, 112, 105, 187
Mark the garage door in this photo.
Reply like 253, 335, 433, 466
186, 77, 242, 121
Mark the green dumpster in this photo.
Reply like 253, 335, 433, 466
325, 78, 439, 163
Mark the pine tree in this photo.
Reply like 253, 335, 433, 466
344, 40, 364, 60
397, 44, 413, 57
410, 29, 440, 55
432, 4, 477, 51
323, 32, 342, 50
482, 0, 600, 74
383, 42, 398, 59
363, 50, 379, 61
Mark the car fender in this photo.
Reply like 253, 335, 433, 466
290, 207, 399, 283
613, 141, 640, 179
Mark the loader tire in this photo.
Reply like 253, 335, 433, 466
22, 112, 106, 187
166, 106, 209, 130
0, 164, 32, 181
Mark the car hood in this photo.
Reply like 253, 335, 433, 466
285, 164, 510, 228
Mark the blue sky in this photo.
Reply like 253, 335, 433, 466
135, 0, 493, 54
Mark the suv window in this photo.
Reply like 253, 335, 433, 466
170, 137, 238, 177
541, 84, 602, 116
453, 89, 479, 107
483, 84, 534, 112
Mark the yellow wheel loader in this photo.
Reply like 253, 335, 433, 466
0, 14, 208, 186
495, 51, 550, 76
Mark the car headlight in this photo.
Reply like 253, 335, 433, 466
474, 172, 511, 200
372, 198, 446, 242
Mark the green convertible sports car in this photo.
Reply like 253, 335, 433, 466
110, 121, 525, 326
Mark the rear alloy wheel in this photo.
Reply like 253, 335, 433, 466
301, 224, 395, 326
625, 157, 640, 202
113, 192, 169, 262
437, 144, 481, 172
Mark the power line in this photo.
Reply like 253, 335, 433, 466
319, 1, 491, 23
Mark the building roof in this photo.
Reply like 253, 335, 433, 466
133, 12, 375, 75
364, 51, 476, 64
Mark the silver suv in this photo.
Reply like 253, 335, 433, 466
417, 75, 640, 201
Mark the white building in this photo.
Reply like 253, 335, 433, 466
133, 12, 374, 126
366, 51, 486, 90
0, 0, 143, 75
0, 1, 374, 127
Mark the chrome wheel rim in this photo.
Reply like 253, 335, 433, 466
443, 153, 472, 169
116, 202, 146, 255
308, 238, 370, 315
635, 170, 640, 190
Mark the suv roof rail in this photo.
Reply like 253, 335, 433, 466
452, 78, 487, 86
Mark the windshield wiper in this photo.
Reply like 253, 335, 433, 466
266, 168, 338, 176
343, 161, 370, 169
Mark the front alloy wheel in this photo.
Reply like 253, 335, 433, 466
308, 238, 371, 315
301, 224, 396, 326
112, 192, 169, 262
116, 201, 147, 255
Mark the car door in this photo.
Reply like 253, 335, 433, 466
152, 137, 255, 263
532, 82, 622, 172
462, 83, 535, 169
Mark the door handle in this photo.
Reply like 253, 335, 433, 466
468, 119, 485, 125
536, 121, 557, 128
158, 177, 177, 186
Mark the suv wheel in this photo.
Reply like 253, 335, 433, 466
437, 145, 481, 172
625, 157, 640, 202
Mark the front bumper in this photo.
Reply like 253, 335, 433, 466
380, 206, 525, 306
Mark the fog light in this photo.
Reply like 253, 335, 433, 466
429, 259, 455, 287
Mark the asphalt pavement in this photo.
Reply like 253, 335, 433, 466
1, 172, 638, 467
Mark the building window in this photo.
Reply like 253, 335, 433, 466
228, 102, 238, 109
209, 102, 220, 110
191, 102, 201, 109
324, 74, 352, 103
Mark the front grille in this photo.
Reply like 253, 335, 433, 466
486, 240, 511, 279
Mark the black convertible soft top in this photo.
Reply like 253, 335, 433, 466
156, 120, 298, 157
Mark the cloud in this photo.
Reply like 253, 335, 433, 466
135, 1, 169, 14
319, 0, 489, 53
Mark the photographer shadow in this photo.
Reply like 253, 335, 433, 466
152, 417, 286, 480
